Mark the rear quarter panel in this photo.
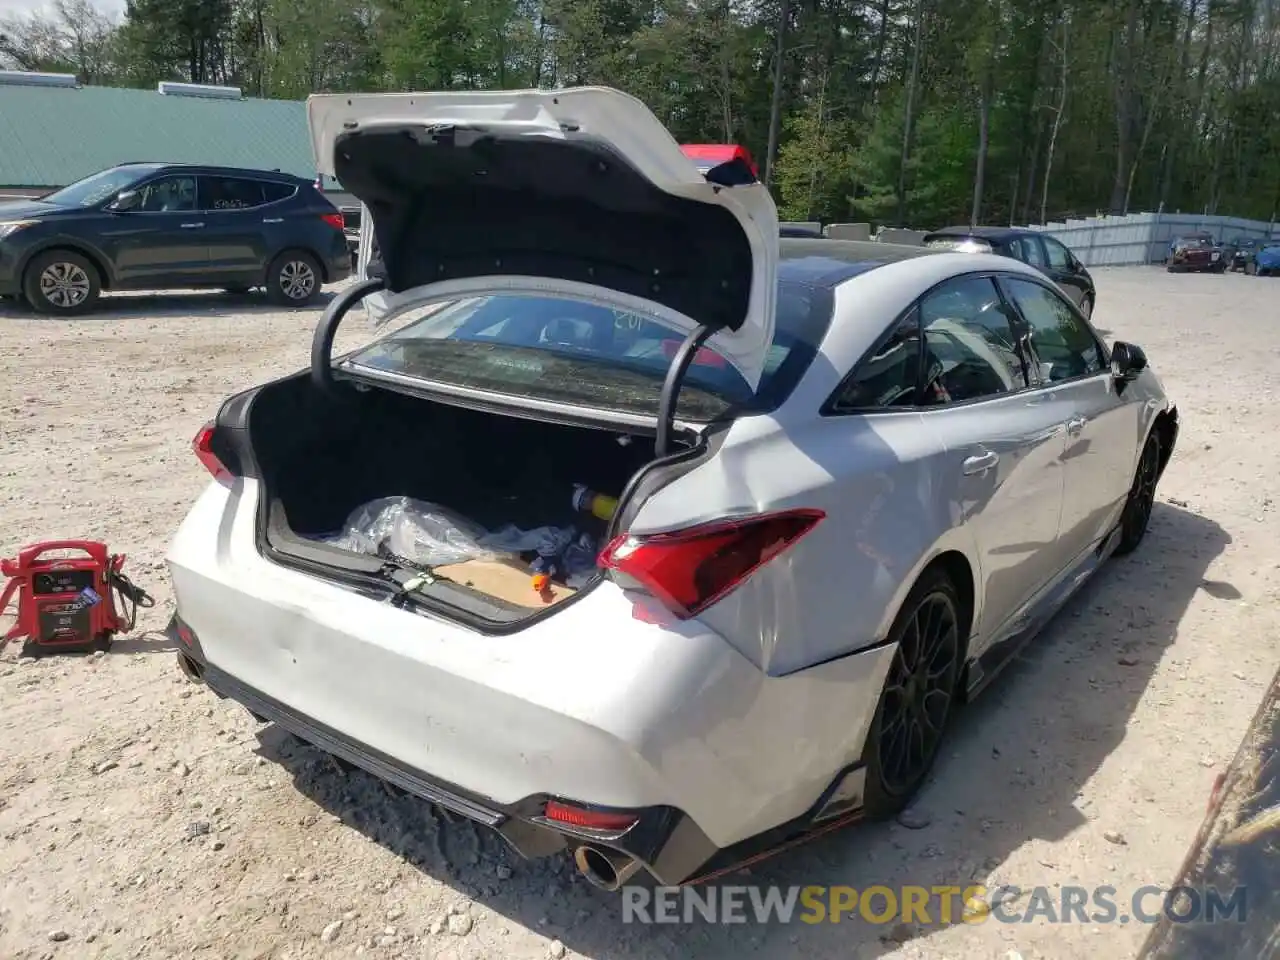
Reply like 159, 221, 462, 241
624, 259, 1014, 677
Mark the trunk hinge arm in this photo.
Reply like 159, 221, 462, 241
655, 323, 720, 458
311, 276, 387, 393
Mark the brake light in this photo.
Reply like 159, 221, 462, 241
543, 801, 639, 832
660, 339, 727, 368
598, 509, 824, 619
321, 211, 344, 231
192, 423, 231, 482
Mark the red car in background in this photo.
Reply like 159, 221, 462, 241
1166, 233, 1226, 273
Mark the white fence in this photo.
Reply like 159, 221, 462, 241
787, 212, 1279, 267
1022, 212, 1280, 267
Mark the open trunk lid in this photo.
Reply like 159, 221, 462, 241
307, 86, 779, 389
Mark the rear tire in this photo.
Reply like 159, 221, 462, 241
265, 251, 322, 306
22, 249, 101, 315
1114, 432, 1161, 556
861, 568, 963, 818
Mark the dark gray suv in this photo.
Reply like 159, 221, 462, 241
0, 162, 351, 315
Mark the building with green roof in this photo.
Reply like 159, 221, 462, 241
0, 72, 352, 205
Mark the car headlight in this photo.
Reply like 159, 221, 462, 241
1211, 251, 1220, 260
0, 220, 36, 240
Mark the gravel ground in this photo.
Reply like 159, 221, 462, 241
1, 271, 1278, 960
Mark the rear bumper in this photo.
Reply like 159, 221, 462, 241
175, 629, 875, 885
166, 479, 894, 879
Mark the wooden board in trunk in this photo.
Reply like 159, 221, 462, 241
433, 557, 577, 609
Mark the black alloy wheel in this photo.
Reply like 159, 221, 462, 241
864, 569, 962, 816
1115, 433, 1161, 556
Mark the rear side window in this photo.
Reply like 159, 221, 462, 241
343, 282, 834, 421
831, 276, 1031, 411
1010, 236, 1047, 267
261, 181, 298, 203
1042, 236, 1074, 269
919, 276, 1028, 404
201, 177, 266, 210
831, 311, 921, 410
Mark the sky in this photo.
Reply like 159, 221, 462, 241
0, 0, 125, 16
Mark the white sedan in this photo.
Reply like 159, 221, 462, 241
168, 87, 1179, 890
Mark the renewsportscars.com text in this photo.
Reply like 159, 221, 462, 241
621, 884, 1247, 926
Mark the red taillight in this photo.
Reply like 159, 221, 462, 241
321, 211, 344, 231
543, 801, 639, 832
598, 509, 824, 619
660, 339, 727, 368
192, 423, 231, 482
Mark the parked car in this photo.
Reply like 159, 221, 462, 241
169, 87, 1179, 893
0, 162, 351, 315
779, 224, 823, 238
921, 226, 1096, 318
1166, 233, 1225, 273
1247, 241, 1280, 276
1228, 237, 1261, 272
1135, 664, 1279, 960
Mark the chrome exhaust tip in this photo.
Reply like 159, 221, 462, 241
177, 651, 204, 684
572, 844, 643, 891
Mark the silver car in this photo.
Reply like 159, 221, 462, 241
169, 87, 1180, 891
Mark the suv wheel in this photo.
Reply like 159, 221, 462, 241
23, 250, 101, 315
266, 251, 321, 306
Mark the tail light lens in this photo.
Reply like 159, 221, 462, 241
321, 211, 344, 231
598, 509, 824, 619
192, 423, 232, 482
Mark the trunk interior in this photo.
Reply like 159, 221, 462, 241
241, 373, 684, 623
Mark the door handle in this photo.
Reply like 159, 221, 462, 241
179, 222, 204, 229
1066, 416, 1088, 435
262, 217, 283, 224
962, 451, 1000, 475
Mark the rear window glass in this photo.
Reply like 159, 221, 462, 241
924, 236, 994, 253
342, 284, 832, 422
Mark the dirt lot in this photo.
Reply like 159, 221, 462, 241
1, 271, 1278, 960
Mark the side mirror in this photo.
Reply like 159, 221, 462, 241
1111, 341, 1147, 381
108, 189, 140, 212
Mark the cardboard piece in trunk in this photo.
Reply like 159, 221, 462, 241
433, 557, 577, 608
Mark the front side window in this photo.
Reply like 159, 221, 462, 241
919, 276, 1028, 405
342, 282, 833, 422
137, 175, 197, 213
1001, 276, 1103, 382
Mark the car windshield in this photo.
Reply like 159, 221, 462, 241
341, 283, 833, 422
925, 236, 994, 253
40, 166, 154, 208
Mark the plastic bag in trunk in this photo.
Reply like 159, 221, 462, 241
320, 496, 598, 580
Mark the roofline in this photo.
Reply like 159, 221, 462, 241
2, 163, 326, 190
